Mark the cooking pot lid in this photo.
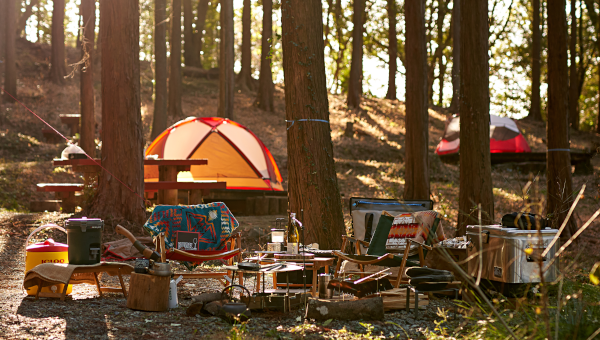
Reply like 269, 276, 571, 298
27, 238, 68, 252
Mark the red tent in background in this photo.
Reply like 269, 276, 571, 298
435, 114, 531, 155
145, 117, 284, 191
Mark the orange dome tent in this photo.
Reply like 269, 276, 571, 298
145, 117, 284, 191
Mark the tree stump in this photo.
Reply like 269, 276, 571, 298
254, 196, 269, 216
268, 197, 279, 215
305, 297, 384, 321
126, 273, 169, 312
344, 121, 354, 138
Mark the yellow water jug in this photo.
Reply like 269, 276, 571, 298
25, 224, 72, 296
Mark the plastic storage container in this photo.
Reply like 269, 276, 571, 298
25, 224, 72, 295
66, 217, 104, 265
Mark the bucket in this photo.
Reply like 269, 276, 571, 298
25, 224, 72, 296
318, 274, 333, 299
65, 217, 104, 265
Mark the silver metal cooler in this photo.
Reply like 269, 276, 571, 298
466, 225, 559, 284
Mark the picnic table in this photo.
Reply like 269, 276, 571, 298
51, 158, 225, 205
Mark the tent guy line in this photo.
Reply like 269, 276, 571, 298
0, 87, 148, 205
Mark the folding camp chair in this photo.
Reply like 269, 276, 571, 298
333, 208, 442, 288
144, 203, 243, 286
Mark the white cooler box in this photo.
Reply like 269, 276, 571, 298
466, 225, 559, 284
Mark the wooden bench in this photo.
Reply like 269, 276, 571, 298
36, 183, 83, 213
59, 114, 80, 136
41, 128, 62, 143
35, 180, 227, 212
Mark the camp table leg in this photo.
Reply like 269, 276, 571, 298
93, 272, 103, 297
311, 264, 318, 296
35, 278, 42, 300
118, 272, 127, 298
60, 281, 70, 301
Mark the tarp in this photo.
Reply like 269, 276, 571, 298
435, 115, 531, 155
145, 117, 284, 191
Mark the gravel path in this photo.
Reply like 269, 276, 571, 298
0, 212, 462, 339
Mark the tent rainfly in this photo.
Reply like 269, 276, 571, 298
435, 114, 531, 155
145, 117, 284, 191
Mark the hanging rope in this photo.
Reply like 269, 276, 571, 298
285, 118, 329, 130
1, 88, 147, 204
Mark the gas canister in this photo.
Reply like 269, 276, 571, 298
25, 224, 71, 295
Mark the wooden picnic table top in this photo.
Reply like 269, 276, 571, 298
53, 158, 208, 167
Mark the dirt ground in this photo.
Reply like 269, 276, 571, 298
1, 38, 600, 339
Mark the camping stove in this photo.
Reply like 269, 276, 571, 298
466, 225, 559, 284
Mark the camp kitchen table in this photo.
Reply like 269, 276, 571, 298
52, 158, 224, 204
247, 254, 334, 296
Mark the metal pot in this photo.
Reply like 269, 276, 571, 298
148, 261, 171, 277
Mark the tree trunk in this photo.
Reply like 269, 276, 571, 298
529, 0, 543, 121
183, 0, 200, 67
457, 0, 494, 236
438, 58, 446, 106
429, 0, 447, 105
79, 0, 95, 156
3, 0, 17, 103
403, 0, 429, 201
347, 0, 364, 109
49, 0, 67, 84
254, 0, 274, 111
193, 0, 210, 68
151, 0, 169, 140
89, 0, 145, 225
385, 0, 397, 100
449, 0, 460, 112
568, 0, 579, 130
168, 0, 183, 117
547, 0, 575, 236
16, 0, 39, 37
281, 0, 345, 250
218, 0, 235, 119
237, 0, 254, 91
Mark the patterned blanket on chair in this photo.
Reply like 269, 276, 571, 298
143, 203, 239, 252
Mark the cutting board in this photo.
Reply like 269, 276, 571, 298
274, 253, 315, 260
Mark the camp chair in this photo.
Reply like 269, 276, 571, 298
333, 211, 442, 288
144, 203, 243, 286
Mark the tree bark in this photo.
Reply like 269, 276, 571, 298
3, 0, 17, 103
385, 0, 397, 100
254, 0, 274, 111
218, 0, 235, 119
568, 0, 579, 130
89, 0, 146, 225
347, 0, 364, 109
49, 0, 67, 85
281, 0, 345, 250
529, 0, 543, 121
237, 0, 255, 91
193, 0, 210, 68
457, 0, 494, 236
0, 0, 6, 63
183, 0, 200, 67
428, 0, 447, 105
404, 0, 429, 201
79, 0, 95, 156
16, 0, 39, 37
168, 0, 183, 117
152, 0, 169, 140
449, 0, 460, 112
547, 0, 575, 235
